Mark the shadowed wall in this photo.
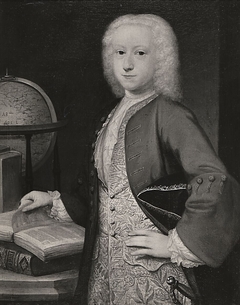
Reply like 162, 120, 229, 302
0, 1, 222, 192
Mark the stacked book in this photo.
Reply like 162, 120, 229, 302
0, 205, 85, 276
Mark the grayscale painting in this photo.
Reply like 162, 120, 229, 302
0, 1, 239, 305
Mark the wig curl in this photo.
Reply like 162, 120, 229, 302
102, 14, 182, 101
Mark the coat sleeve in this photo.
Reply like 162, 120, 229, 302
161, 101, 240, 267
60, 192, 89, 227
60, 144, 90, 227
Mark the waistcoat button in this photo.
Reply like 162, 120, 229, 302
110, 231, 116, 237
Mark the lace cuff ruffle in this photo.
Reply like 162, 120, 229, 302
47, 190, 73, 222
167, 228, 205, 268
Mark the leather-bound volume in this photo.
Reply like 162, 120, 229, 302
0, 241, 81, 276
0, 145, 22, 213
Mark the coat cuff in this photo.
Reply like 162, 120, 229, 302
177, 172, 240, 267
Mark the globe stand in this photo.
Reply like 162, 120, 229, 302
0, 119, 68, 193
0, 74, 67, 194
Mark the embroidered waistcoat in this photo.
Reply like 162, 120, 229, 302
87, 98, 191, 305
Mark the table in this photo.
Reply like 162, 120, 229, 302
0, 269, 78, 302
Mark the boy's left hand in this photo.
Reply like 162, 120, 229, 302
125, 229, 171, 258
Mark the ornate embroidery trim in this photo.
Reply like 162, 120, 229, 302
138, 183, 187, 194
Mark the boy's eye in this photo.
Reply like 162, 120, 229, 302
117, 50, 125, 55
137, 51, 146, 56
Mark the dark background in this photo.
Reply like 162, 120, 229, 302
0, 1, 239, 193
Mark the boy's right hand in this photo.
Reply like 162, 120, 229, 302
19, 191, 53, 212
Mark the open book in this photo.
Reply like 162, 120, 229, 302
0, 206, 85, 262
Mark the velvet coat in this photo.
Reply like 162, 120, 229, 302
62, 95, 240, 305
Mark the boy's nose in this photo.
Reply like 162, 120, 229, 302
123, 55, 134, 72
123, 66, 134, 72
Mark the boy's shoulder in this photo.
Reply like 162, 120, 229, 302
150, 95, 194, 117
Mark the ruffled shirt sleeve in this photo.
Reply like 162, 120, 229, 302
47, 190, 73, 222
168, 228, 205, 267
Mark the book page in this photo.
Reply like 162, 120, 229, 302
14, 222, 85, 261
12, 205, 56, 233
0, 210, 15, 242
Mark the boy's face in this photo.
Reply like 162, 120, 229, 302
112, 24, 156, 95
